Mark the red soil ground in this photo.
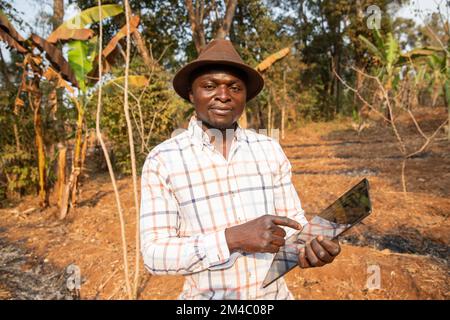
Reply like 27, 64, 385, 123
0, 107, 448, 299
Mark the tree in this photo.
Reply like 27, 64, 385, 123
185, 0, 238, 53
0, 10, 78, 207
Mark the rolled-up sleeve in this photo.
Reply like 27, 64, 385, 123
140, 155, 230, 276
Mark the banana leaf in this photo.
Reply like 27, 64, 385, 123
0, 11, 27, 53
47, 4, 123, 43
0, 11, 25, 42
384, 33, 400, 73
87, 16, 140, 83
30, 33, 78, 86
103, 15, 140, 58
68, 37, 98, 92
358, 34, 383, 62
0, 28, 27, 53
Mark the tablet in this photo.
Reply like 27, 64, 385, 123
262, 178, 372, 288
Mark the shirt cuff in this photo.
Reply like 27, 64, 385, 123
202, 229, 231, 267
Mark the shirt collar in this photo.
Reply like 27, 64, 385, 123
188, 114, 246, 149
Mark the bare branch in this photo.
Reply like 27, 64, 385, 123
406, 119, 448, 158
331, 64, 390, 122
123, 0, 141, 299
350, 66, 407, 155
95, 0, 132, 300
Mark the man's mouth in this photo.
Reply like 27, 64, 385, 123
209, 106, 233, 116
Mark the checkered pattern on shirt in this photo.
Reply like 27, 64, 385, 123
140, 115, 308, 300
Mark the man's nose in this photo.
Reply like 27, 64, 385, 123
214, 85, 231, 102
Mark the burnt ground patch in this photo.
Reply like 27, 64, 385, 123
342, 226, 449, 263
0, 234, 81, 300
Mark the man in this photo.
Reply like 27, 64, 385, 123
140, 39, 341, 300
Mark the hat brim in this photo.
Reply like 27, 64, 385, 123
173, 59, 264, 102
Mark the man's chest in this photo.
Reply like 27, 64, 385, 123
165, 145, 280, 234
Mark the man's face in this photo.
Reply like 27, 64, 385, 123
189, 67, 247, 130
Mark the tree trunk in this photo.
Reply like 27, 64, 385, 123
56, 144, 67, 209
353, 0, 364, 109
186, 0, 238, 54
30, 77, 48, 208
80, 128, 90, 176
384, 78, 393, 122
267, 99, 272, 136
444, 79, 450, 140
354, 66, 364, 107
52, 0, 64, 30
281, 70, 286, 140
333, 25, 342, 116
59, 97, 83, 218
216, 0, 238, 39
185, 0, 206, 54
122, 1, 158, 71
132, 30, 157, 70
70, 98, 84, 208
257, 103, 263, 129
13, 123, 21, 152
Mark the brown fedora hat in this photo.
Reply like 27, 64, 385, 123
173, 39, 264, 102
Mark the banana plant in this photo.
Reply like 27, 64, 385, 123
53, 5, 144, 219
425, 53, 446, 106
428, 50, 450, 140
359, 28, 446, 121
359, 29, 401, 93
0, 11, 78, 208
54, 6, 150, 219
0, 5, 149, 213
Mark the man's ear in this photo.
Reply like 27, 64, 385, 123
188, 89, 194, 104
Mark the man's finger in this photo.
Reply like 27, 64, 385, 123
272, 226, 287, 238
270, 235, 286, 247
311, 238, 334, 263
305, 242, 325, 267
271, 216, 302, 230
265, 244, 280, 253
298, 247, 310, 268
318, 237, 341, 256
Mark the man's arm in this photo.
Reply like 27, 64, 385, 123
140, 155, 230, 275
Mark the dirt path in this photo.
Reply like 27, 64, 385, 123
0, 108, 448, 299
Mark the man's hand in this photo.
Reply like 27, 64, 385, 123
298, 236, 341, 268
225, 215, 302, 254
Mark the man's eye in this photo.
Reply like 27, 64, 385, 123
204, 84, 215, 89
230, 86, 241, 91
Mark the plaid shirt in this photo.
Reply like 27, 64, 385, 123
140, 115, 308, 300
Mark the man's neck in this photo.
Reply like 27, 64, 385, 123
201, 121, 237, 144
